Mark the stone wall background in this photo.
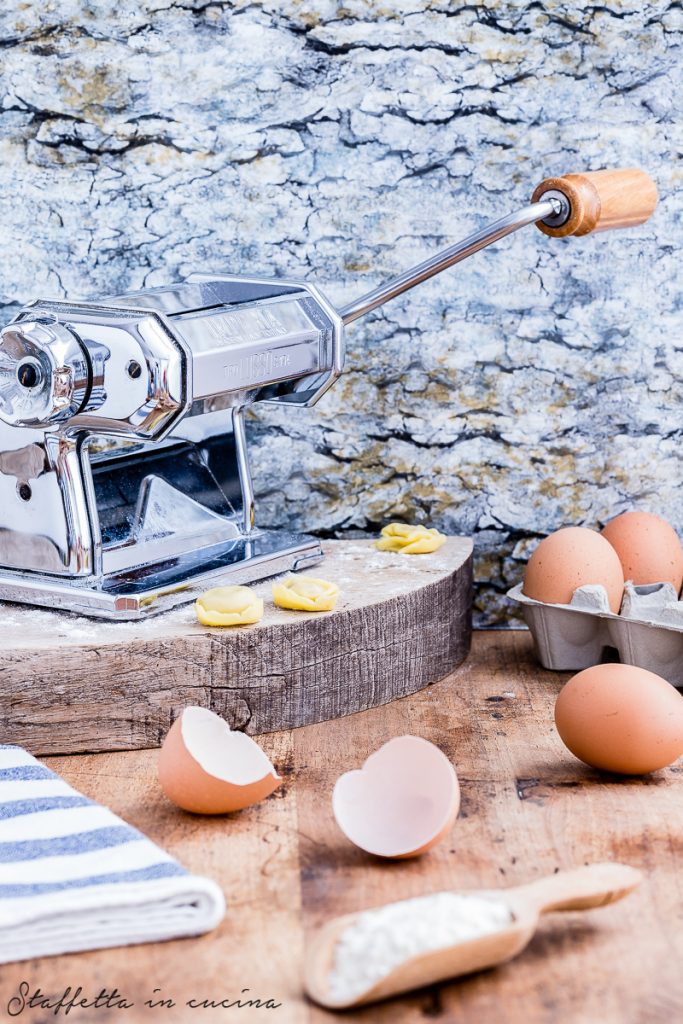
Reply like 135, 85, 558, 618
0, 1, 680, 624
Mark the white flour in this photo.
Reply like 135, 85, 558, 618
327, 891, 512, 1001
0, 540, 457, 646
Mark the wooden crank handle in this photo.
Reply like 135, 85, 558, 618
531, 168, 657, 237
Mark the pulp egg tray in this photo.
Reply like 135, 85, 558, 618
507, 581, 683, 687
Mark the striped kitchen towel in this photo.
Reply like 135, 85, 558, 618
0, 745, 225, 963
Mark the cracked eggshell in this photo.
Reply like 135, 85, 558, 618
158, 706, 281, 814
602, 511, 683, 594
523, 526, 624, 614
555, 664, 683, 775
332, 736, 460, 859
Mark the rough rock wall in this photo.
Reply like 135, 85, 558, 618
0, 1, 680, 624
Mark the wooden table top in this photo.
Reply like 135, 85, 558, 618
5, 631, 682, 1023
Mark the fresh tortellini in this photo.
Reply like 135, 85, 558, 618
375, 522, 447, 555
272, 575, 339, 612
196, 585, 264, 627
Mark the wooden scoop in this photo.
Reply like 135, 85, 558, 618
304, 862, 641, 1010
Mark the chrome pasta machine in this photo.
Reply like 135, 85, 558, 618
0, 168, 657, 618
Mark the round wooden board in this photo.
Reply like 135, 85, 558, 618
0, 538, 473, 755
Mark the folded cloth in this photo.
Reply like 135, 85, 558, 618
0, 745, 225, 963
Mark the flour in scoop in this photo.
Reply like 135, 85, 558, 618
328, 891, 512, 1001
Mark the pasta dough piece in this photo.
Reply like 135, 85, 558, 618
196, 585, 264, 627
272, 575, 339, 612
375, 522, 446, 555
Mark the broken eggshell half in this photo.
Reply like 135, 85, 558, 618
332, 735, 460, 858
158, 706, 281, 814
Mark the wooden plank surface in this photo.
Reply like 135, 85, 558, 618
0, 538, 472, 754
3, 631, 682, 1024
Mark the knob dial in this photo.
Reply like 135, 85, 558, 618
0, 318, 91, 428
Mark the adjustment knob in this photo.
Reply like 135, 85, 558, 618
0, 318, 92, 428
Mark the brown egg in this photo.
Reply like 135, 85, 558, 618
602, 510, 683, 594
555, 663, 683, 775
523, 526, 624, 613
158, 706, 281, 814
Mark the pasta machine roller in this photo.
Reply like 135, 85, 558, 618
0, 168, 657, 618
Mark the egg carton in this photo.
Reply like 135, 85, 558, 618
507, 581, 683, 687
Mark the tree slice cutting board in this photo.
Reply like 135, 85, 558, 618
0, 538, 472, 755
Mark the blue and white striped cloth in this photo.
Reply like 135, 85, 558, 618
0, 745, 225, 963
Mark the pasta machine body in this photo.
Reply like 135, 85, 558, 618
0, 168, 657, 617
